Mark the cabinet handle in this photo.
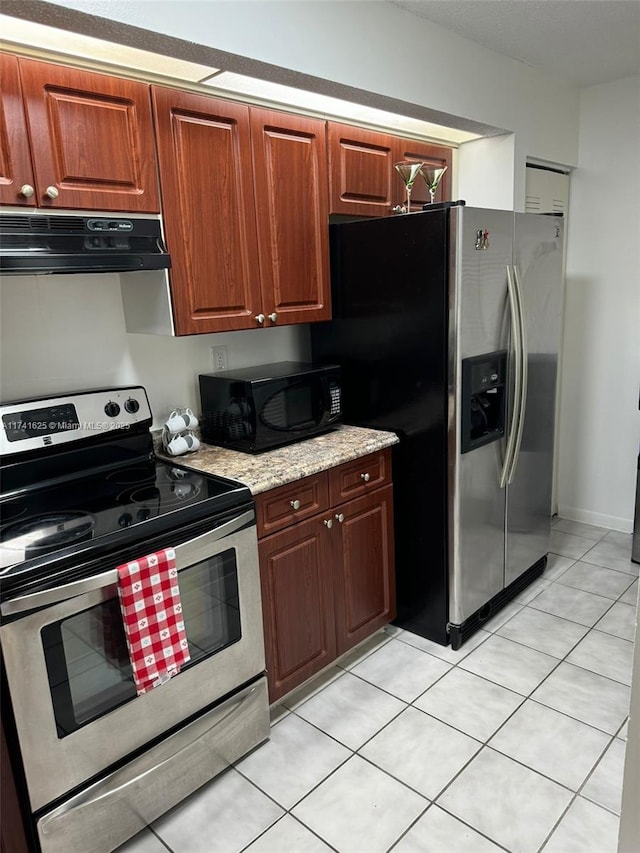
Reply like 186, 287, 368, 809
268, 313, 277, 323
254, 314, 265, 325
335, 513, 345, 523
290, 499, 301, 510
323, 518, 333, 529
360, 473, 371, 482
19, 184, 35, 199
44, 186, 59, 200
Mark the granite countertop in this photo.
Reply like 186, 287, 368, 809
156, 425, 399, 495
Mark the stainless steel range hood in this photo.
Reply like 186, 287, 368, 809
0, 212, 171, 275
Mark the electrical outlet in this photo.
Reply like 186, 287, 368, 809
211, 346, 228, 372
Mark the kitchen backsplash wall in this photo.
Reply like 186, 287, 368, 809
0, 273, 310, 427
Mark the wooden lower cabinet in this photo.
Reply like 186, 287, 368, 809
333, 485, 395, 656
1, 718, 29, 853
258, 515, 336, 702
257, 451, 396, 703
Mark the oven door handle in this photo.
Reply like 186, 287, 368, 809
0, 509, 255, 617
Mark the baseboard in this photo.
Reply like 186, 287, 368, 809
557, 505, 633, 534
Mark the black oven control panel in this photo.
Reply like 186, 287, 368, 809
0, 387, 152, 456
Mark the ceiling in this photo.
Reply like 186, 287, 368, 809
389, 0, 640, 87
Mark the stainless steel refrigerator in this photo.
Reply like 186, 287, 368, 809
311, 202, 564, 647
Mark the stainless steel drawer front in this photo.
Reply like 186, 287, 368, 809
37, 678, 269, 853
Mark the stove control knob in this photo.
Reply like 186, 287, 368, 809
118, 512, 133, 527
137, 508, 151, 521
124, 397, 140, 414
104, 401, 121, 418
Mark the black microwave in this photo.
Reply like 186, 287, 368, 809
199, 362, 342, 453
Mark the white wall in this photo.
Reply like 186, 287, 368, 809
0, 274, 309, 427
458, 134, 517, 209
557, 76, 640, 531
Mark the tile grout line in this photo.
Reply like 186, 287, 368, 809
229, 537, 635, 853
134, 530, 636, 853
148, 826, 175, 852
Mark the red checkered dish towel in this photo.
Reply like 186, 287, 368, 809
116, 548, 190, 695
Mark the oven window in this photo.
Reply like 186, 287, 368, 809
41, 548, 241, 737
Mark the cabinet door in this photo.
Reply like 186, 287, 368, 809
0, 54, 36, 207
394, 139, 453, 209
333, 485, 396, 656
152, 87, 262, 335
17, 58, 159, 212
259, 516, 336, 702
250, 109, 331, 325
328, 122, 397, 217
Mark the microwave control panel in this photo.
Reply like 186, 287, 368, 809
329, 382, 342, 417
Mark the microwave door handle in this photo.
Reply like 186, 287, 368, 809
0, 509, 256, 617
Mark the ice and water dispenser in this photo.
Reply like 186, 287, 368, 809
460, 351, 507, 453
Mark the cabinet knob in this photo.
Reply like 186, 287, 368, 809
290, 499, 301, 510
360, 472, 371, 482
323, 518, 333, 529
335, 513, 345, 523
44, 186, 60, 200
19, 184, 35, 199
268, 312, 278, 323
255, 314, 265, 325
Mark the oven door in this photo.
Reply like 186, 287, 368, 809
0, 509, 265, 813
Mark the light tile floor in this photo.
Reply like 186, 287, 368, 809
119, 521, 638, 853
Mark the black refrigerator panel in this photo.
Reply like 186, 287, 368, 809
310, 209, 451, 643
311, 209, 449, 437
391, 433, 449, 644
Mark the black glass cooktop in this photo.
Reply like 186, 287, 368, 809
0, 458, 251, 577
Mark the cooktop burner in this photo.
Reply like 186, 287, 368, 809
106, 466, 157, 486
0, 459, 244, 573
2, 512, 95, 555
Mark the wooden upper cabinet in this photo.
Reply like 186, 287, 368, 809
250, 108, 331, 325
328, 121, 453, 216
152, 87, 262, 335
153, 94, 331, 335
15, 57, 159, 212
328, 123, 397, 217
0, 54, 36, 206
395, 139, 452, 209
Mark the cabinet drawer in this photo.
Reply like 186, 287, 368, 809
256, 473, 329, 537
329, 449, 391, 505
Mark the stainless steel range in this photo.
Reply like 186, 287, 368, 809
0, 387, 269, 853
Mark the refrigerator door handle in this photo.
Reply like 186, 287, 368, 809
500, 265, 522, 488
507, 264, 528, 484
